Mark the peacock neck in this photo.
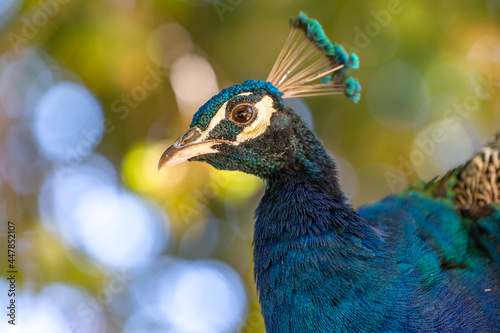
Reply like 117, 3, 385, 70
271, 113, 347, 202
253, 172, 389, 332
254, 171, 366, 245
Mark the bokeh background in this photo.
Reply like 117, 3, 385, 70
0, 0, 499, 332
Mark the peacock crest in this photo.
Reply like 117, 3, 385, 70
267, 12, 361, 102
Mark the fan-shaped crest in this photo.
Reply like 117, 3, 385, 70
267, 12, 361, 102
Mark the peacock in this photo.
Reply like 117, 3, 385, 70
158, 12, 500, 333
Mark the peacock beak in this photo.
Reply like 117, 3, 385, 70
158, 127, 220, 170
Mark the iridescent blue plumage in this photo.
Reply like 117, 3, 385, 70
250, 101, 500, 332
255, 177, 500, 332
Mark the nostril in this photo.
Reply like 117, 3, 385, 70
179, 128, 201, 146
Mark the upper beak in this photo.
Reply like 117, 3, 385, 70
158, 127, 219, 170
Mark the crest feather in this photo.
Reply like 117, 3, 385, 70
267, 12, 361, 103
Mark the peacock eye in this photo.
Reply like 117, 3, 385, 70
231, 104, 254, 124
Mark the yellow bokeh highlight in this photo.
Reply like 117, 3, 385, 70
214, 169, 263, 204
122, 141, 189, 196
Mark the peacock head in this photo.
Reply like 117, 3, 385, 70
158, 12, 361, 180
158, 79, 315, 178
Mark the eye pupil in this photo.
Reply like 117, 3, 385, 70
232, 105, 254, 124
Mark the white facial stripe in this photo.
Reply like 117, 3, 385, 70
195, 93, 275, 145
198, 101, 228, 141
236, 95, 275, 143
197, 92, 255, 142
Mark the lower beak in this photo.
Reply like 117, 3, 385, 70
158, 127, 219, 170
